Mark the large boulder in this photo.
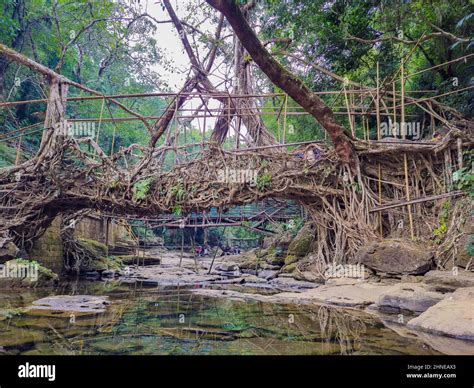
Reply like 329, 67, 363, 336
423, 270, 474, 292
453, 234, 473, 270
30, 295, 110, 313
284, 224, 315, 265
352, 239, 433, 276
376, 283, 446, 313
407, 287, 474, 340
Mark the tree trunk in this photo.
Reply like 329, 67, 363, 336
205, 0, 356, 165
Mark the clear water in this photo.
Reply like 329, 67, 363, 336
0, 280, 447, 355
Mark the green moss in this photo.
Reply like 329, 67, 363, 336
89, 256, 123, 271
256, 172, 272, 190
281, 263, 297, 273
37, 265, 59, 283
284, 254, 298, 265
287, 235, 312, 256
78, 238, 107, 257
265, 251, 285, 266
256, 246, 274, 258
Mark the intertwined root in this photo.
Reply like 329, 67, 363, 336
1, 127, 471, 272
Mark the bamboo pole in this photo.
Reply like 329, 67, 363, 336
392, 81, 397, 128
376, 62, 381, 140
376, 62, 383, 235
401, 58, 415, 240
282, 93, 288, 144
457, 138, 463, 169
369, 191, 465, 212
15, 134, 23, 165
343, 85, 355, 137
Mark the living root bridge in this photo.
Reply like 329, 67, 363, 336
2, 124, 472, 268
0, 43, 472, 272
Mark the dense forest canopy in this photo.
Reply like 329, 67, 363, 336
1, 0, 472, 156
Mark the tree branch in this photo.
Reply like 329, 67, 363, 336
205, 0, 356, 165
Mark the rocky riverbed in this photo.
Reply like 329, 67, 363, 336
1, 248, 473, 355
78, 248, 474, 352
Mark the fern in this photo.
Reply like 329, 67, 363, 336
132, 177, 153, 201
171, 182, 186, 201
256, 173, 272, 190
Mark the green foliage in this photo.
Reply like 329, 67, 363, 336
283, 216, 304, 235
12, 258, 39, 267
0, 0, 167, 152
453, 166, 474, 196
453, 152, 474, 196
256, 172, 272, 190
433, 202, 451, 242
132, 177, 153, 201
171, 182, 186, 201
171, 204, 182, 216
261, 0, 473, 120
0, 142, 18, 167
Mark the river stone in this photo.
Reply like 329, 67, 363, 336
258, 270, 278, 280
269, 277, 317, 291
193, 283, 394, 308
270, 283, 395, 308
241, 274, 268, 284
407, 287, 474, 340
325, 278, 364, 286
423, 270, 474, 291
352, 239, 433, 275
30, 295, 110, 313
376, 283, 446, 313
380, 319, 474, 355
214, 263, 239, 272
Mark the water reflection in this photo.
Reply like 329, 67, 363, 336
0, 281, 442, 355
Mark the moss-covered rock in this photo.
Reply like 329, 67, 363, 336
284, 224, 314, 265
284, 254, 298, 266
351, 238, 433, 275
256, 246, 274, 259
117, 255, 161, 265
265, 252, 285, 266
238, 251, 260, 270
281, 263, 297, 273
78, 238, 108, 257
88, 256, 123, 271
